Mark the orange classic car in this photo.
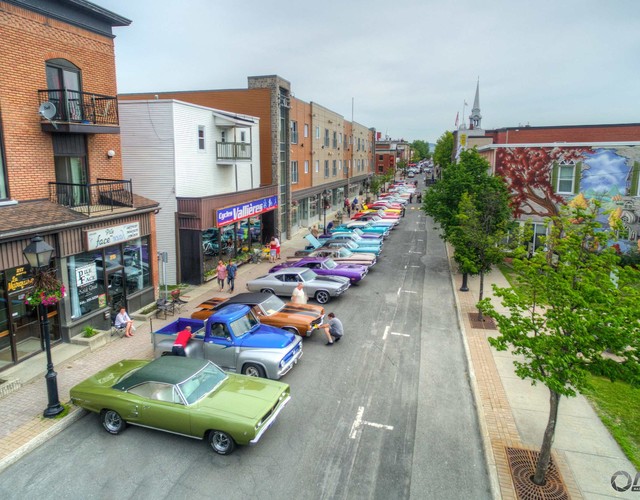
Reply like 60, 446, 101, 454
191, 292, 324, 337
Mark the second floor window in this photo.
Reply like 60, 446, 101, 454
291, 161, 299, 183
332, 160, 337, 176
291, 121, 298, 144
46, 58, 82, 121
304, 160, 309, 174
198, 126, 205, 150
553, 161, 578, 194
324, 129, 330, 147
332, 131, 337, 148
324, 160, 329, 178
304, 124, 309, 138
315, 160, 319, 173
315, 126, 320, 139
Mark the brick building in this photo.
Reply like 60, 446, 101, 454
120, 76, 376, 238
0, 0, 158, 371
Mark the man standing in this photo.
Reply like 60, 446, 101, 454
226, 259, 238, 293
291, 282, 307, 304
319, 312, 343, 346
172, 326, 194, 356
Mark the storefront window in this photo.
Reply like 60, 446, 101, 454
68, 251, 106, 319
67, 236, 151, 319
124, 237, 151, 292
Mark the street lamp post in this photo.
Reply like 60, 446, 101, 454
23, 236, 64, 418
322, 190, 330, 235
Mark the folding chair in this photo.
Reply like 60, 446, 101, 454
170, 289, 188, 314
155, 298, 175, 319
111, 318, 126, 338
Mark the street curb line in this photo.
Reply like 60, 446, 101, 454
0, 407, 86, 474
446, 244, 501, 500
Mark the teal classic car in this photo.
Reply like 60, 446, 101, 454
70, 356, 290, 455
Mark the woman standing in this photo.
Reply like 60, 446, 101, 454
269, 236, 277, 263
216, 260, 227, 292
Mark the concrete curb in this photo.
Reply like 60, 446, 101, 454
446, 243, 501, 500
0, 407, 86, 474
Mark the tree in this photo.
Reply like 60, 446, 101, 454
370, 175, 383, 197
432, 131, 454, 173
411, 140, 431, 161
422, 149, 498, 240
478, 203, 640, 486
396, 159, 408, 179
449, 178, 511, 317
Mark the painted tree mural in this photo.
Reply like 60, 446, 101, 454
495, 147, 590, 218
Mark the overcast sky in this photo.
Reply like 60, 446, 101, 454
96, 0, 640, 144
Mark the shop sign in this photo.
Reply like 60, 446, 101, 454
85, 222, 140, 251
76, 263, 97, 287
216, 196, 278, 227
6, 266, 34, 293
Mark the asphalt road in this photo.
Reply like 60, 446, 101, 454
0, 202, 491, 500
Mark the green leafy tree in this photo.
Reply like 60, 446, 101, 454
478, 203, 640, 485
449, 179, 511, 317
396, 159, 408, 179
370, 175, 383, 197
411, 140, 430, 161
422, 149, 496, 240
432, 131, 454, 172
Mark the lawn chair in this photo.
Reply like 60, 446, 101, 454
155, 298, 175, 319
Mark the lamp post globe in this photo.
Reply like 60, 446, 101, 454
23, 236, 64, 418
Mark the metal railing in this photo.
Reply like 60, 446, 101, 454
216, 142, 252, 160
37, 89, 119, 126
49, 178, 133, 216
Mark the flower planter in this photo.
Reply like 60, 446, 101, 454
71, 330, 111, 351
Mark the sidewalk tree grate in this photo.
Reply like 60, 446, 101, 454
467, 313, 496, 330
506, 447, 569, 500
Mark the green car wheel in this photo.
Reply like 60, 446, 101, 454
209, 430, 236, 455
101, 409, 126, 434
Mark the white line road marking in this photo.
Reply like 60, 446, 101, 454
410, 265, 420, 268
397, 287, 401, 296
402, 290, 417, 294
408, 251, 421, 254
417, 239, 424, 242
382, 325, 390, 340
390, 332, 410, 337
350, 406, 394, 439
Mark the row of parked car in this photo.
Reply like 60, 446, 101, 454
68, 182, 417, 456
243, 182, 416, 303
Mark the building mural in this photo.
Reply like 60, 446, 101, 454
494, 145, 640, 250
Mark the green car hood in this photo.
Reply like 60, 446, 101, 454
196, 374, 288, 420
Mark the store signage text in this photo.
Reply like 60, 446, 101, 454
216, 196, 278, 227
6, 266, 34, 293
85, 223, 140, 251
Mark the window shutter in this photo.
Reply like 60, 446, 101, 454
573, 162, 582, 194
550, 162, 558, 193
629, 161, 640, 196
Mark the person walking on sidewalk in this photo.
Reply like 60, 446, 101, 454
269, 236, 277, 263
226, 259, 238, 293
319, 312, 343, 346
172, 326, 194, 356
275, 235, 281, 259
216, 260, 227, 292
115, 307, 135, 337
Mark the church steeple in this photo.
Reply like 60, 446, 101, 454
469, 78, 482, 130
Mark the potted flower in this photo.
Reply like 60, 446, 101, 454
24, 270, 66, 307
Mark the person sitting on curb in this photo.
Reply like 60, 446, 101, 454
319, 312, 343, 346
172, 326, 195, 356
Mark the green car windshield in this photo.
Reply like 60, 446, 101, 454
178, 362, 227, 405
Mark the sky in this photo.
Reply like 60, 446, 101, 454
95, 0, 640, 144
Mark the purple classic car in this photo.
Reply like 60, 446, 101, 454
269, 257, 368, 284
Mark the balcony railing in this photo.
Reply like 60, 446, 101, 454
216, 142, 252, 161
38, 89, 119, 126
49, 178, 133, 216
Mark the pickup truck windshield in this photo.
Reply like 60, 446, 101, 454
230, 311, 260, 337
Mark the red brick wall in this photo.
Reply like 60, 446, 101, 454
0, 2, 123, 201
488, 124, 640, 144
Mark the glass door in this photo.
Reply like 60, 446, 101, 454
107, 269, 125, 315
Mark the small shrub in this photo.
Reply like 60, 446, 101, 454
82, 326, 99, 338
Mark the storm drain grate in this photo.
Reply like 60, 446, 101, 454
506, 447, 569, 500
467, 313, 496, 330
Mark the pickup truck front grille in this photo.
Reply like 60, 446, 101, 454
282, 341, 301, 365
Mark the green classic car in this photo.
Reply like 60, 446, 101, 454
70, 356, 290, 455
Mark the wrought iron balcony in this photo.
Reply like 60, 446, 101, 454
49, 178, 133, 216
37, 89, 119, 132
216, 142, 252, 161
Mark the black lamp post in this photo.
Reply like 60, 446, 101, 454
23, 236, 64, 418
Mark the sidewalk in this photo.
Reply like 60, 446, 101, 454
449, 249, 637, 499
0, 219, 636, 499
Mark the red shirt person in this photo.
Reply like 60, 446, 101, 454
172, 326, 194, 356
